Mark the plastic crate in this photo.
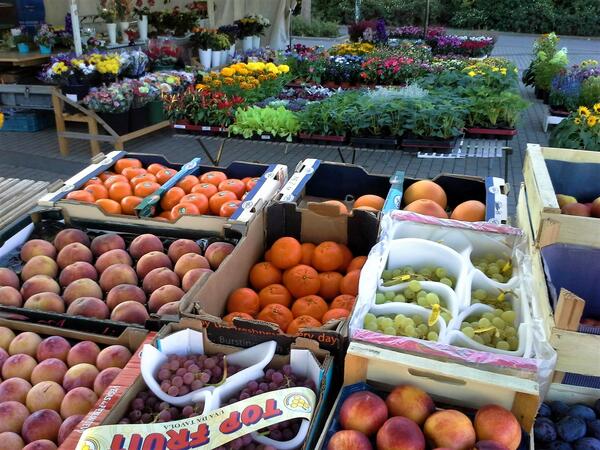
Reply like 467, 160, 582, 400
1, 111, 52, 132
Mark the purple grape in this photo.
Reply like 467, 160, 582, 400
191, 379, 204, 390
269, 429, 283, 440
160, 381, 171, 393
169, 360, 180, 371
282, 365, 292, 375
248, 380, 258, 392
129, 410, 142, 421
204, 358, 216, 369
271, 372, 284, 383
176, 367, 186, 376
141, 413, 153, 423
179, 385, 190, 396
265, 369, 274, 378
158, 368, 171, 380
182, 405, 194, 417
240, 392, 250, 400
172, 376, 183, 387
189, 364, 200, 373
167, 386, 179, 396
282, 428, 294, 440
183, 359, 194, 368
200, 371, 211, 383
131, 398, 144, 410
212, 365, 223, 379
183, 372, 195, 385
158, 410, 171, 422
259, 382, 269, 391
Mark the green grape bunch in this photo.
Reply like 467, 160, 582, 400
472, 253, 513, 283
363, 312, 440, 341
381, 265, 455, 288
471, 288, 516, 311
375, 280, 452, 323
460, 308, 519, 351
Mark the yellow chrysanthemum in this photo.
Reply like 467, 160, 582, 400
277, 64, 289, 73
195, 83, 207, 90
237, 68, 249, 76
467, 71, 476, 77
220, 67, 234, 77
578, 106, 591, 117
574, 117, 582, 125
223, 77, 234, 85
594, 103, 600, 114
587, 115, 598, 127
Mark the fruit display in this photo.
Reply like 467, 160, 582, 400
314, 195, 386, 214
326, 383, 523, 450
556, 193, 600, 218
224, 236, 365, 334
534, 398, 600, 449
0, 224, 236, 324
459, 308, 519, 351
0, 327, 133, 450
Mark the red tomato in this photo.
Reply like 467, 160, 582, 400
209, 191, 237, 215
218, 179, 245, 199
191, 182, 218, 198
245, 177, 260, 192
200, 171, 227, 187
181, 193, 209, 215
219, 200, 242, 217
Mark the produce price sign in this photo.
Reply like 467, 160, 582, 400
76, 387, 316, 450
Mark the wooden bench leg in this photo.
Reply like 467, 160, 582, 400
87, 118, 101, 156
52, 93, 69, 156
114, 140, 124, 151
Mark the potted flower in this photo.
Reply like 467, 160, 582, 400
147, 39, 180, 70
211, 33, 231, 67
84, 83, 133, 135
34, 24, 56, 54
114, 0, 133, 42
252, 14, 270, 48
218, 24, 239, 57
98, 3, 118, 45
234, 16, 259, 52
133, 0, 154, 41
128, 80, 158, 130
190, 28, 216, 69
12, 28, 31, 54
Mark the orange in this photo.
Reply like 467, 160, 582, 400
103, 174, 129, 190
114, 158, 142, 174
177, 175, 200, 194
347, 256, 367, 273
340, 270, 360, 296
181, 194, 209, 215
200, 171, 227, 187
330, 294, 356, 311
160, 187, 186, 211
312, 241, 343, 272
121, 167, 147, 180
226, 288, 260, 316
154, 217, 169, 222
300, 243, 316, 266
158, 211, 173, 220
291, 295, 328, 321
98, 171, 115, 182
147, 163, 165, 175
208, 191, 237, 215
218, 179, 245, 200
257, 304, 294, 332
156, 168, 176, 185
120, 196, 143, 215
66, 190, 95, 203
270, 237, 302, 270
287, 315, 322, 335
323, 200, 349, 214
95, 198, 122, 215
84, 184, 108, 200
191, 183, 218, 198
354, 194, 385, 211
282, 264, 320, 298
322, 308, 349, 323
130, 173, 157, 187
83, 177, 103, 187
264, 249, 273, 263
108, 181, 133, 203
338, 244, 354, 272
220, 200, 241, 217
171, 202, 200, 220
134, 181, 161, 198
258, 284, 292, 308
223, 312, 254, 325
249, 262, 282, 290
246, 177, 260, 192
318, 272, 343, 300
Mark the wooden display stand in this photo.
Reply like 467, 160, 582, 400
51, 88, 169, 156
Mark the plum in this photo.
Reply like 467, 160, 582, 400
574, 438, 600, 450
538, 403, 552, 418
548, 442, 574, 450
595, 399, 600, 417
552, 401, 571, 420
589, 420, 600, 439
535, 417, 557, 443
569, 405, 597, 422
558, 416, 587, 442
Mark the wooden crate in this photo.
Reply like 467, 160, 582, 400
522, 143, 600, 248
342, 341, 540, 431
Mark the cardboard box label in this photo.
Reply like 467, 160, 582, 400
75, 387, 316, 450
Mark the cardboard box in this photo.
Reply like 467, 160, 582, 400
180, 201, 380, 359
38, 151, 287, 235
64, 320, 334, 450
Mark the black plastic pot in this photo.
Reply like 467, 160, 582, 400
61, 84, 90, 114
98, 111, 130, 136
130, 105, 150, 132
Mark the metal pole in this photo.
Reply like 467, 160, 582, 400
70, 0, 83, 56
355, 0, 361, 22
424, 0, 430, 37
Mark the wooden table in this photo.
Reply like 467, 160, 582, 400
0, 51, 53, 68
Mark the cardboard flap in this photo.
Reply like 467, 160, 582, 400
301, 208, 348, 244
306, 201, 346, 217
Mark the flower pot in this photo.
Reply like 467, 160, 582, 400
242, 36, 252, 52
211, 50, 222, 67
119, 21, 129, 44
129, 105, 149, 131
148, 100, 165, 124
229, 44, 236, 57
220, 50, 228, 65
107, 23, 117, 45
99, 111, 130, 136
39, 44, 52, 54
252, 35, 260, 49
199, 49, 212, 69
17, 43, 29, 53
139, 15, 148, 41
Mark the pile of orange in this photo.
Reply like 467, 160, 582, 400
224, 236, 366, 335
64, 158, 260, 221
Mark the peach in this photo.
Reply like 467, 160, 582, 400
110, 301, 149, 325
94, 249, 133, 274
96, 345, 131, 370
424, 410, 476, 450
9, 331, 42, 356
339, 391, 388, 436
58, 414, 84, 444
63, 279, 103, 305
67, 341, 101, 367
0, 377, 32, 403
404, 180, 447, 209
129, 234, 164, 259
59, 262, 97, 287
21, 240, 57, 262
0, 286, 22, 307
99, 264, 137, 292
37, 336, 71, 362
23, 440, 58, 450
205, 242, 235, 270
93, 367, 121, 396
142, 267, 179, 293
21, 409, 62, 443
148, 285, 185, 312
0, 268, 20, 289
2, 353, 37, 380
106, 284, 146, 310
60, 386, 98, 419
20, 275, 60, 300
327, 430, 373, 450
562, 202, 591, 216
66, 297, 110, 319
56, 243, 93, 269
182, 268, 212, 292
450, 200, 486, 222
474, 405, 521, 450
53, 228, 90, 251
21, 256, 58, 281
90, 233, 125, 257
404, 199, 448, 219
0, 347, 8, 370
0, 327, 15, 350
62, 363, 99, 391
23, 292, 65, 313
385, 385, 435, 425
136, 251, 172, 278
0, 431, 25, 450
174, 253, 210, 278
376, 416, 426, 450
475, 441, 510, 450
0, 400, 29, 433
26, 380, 66, 412
168, 239, 201, 263
156, 301, 180, 316
31, 358, 68, 385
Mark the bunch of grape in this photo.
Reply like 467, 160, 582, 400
119, 389, 206, 424
381, 266, 455, 288
471, 288, 514, 311
460, 309, 519, 351
375, 280, 452, 321
363, 312, 440, 341
472, 254, 513, 283
156, 353, 242, 397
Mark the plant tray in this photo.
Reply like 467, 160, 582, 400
171, 122, 228, 134
465, 127, 517, 140
249, 133, 292, 143
298, 133, 347, 145
401, 136, 458, 153
549, 108, 570, 117
350, 136, 399, 149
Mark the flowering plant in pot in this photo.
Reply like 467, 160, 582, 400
84, 83, 133, 135
147, 39, 180, 69
360, 55, 432, 85
550, 105, 600, 151
128, 79, 159, 130
218, 24, 239, 46
12, 28, 32, 53
34, 24, 56, 53
164, 86, 244, 127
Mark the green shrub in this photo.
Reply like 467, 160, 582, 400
291, 16, 341, 37
312, 0, 444, 25
580, 77, 600, 107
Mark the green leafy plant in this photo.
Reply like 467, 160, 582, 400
230, 106, 300, 141
549, 105, 600, 150
298, 90, 362, 136
579, 77, 600, 108
211, 33, 231, 51
534, 49, 569, 91
404, 95, 469, 139
291, 16, 340, 37
466, 90, 528, 128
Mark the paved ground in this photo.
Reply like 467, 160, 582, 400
1, 33, 599, 217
